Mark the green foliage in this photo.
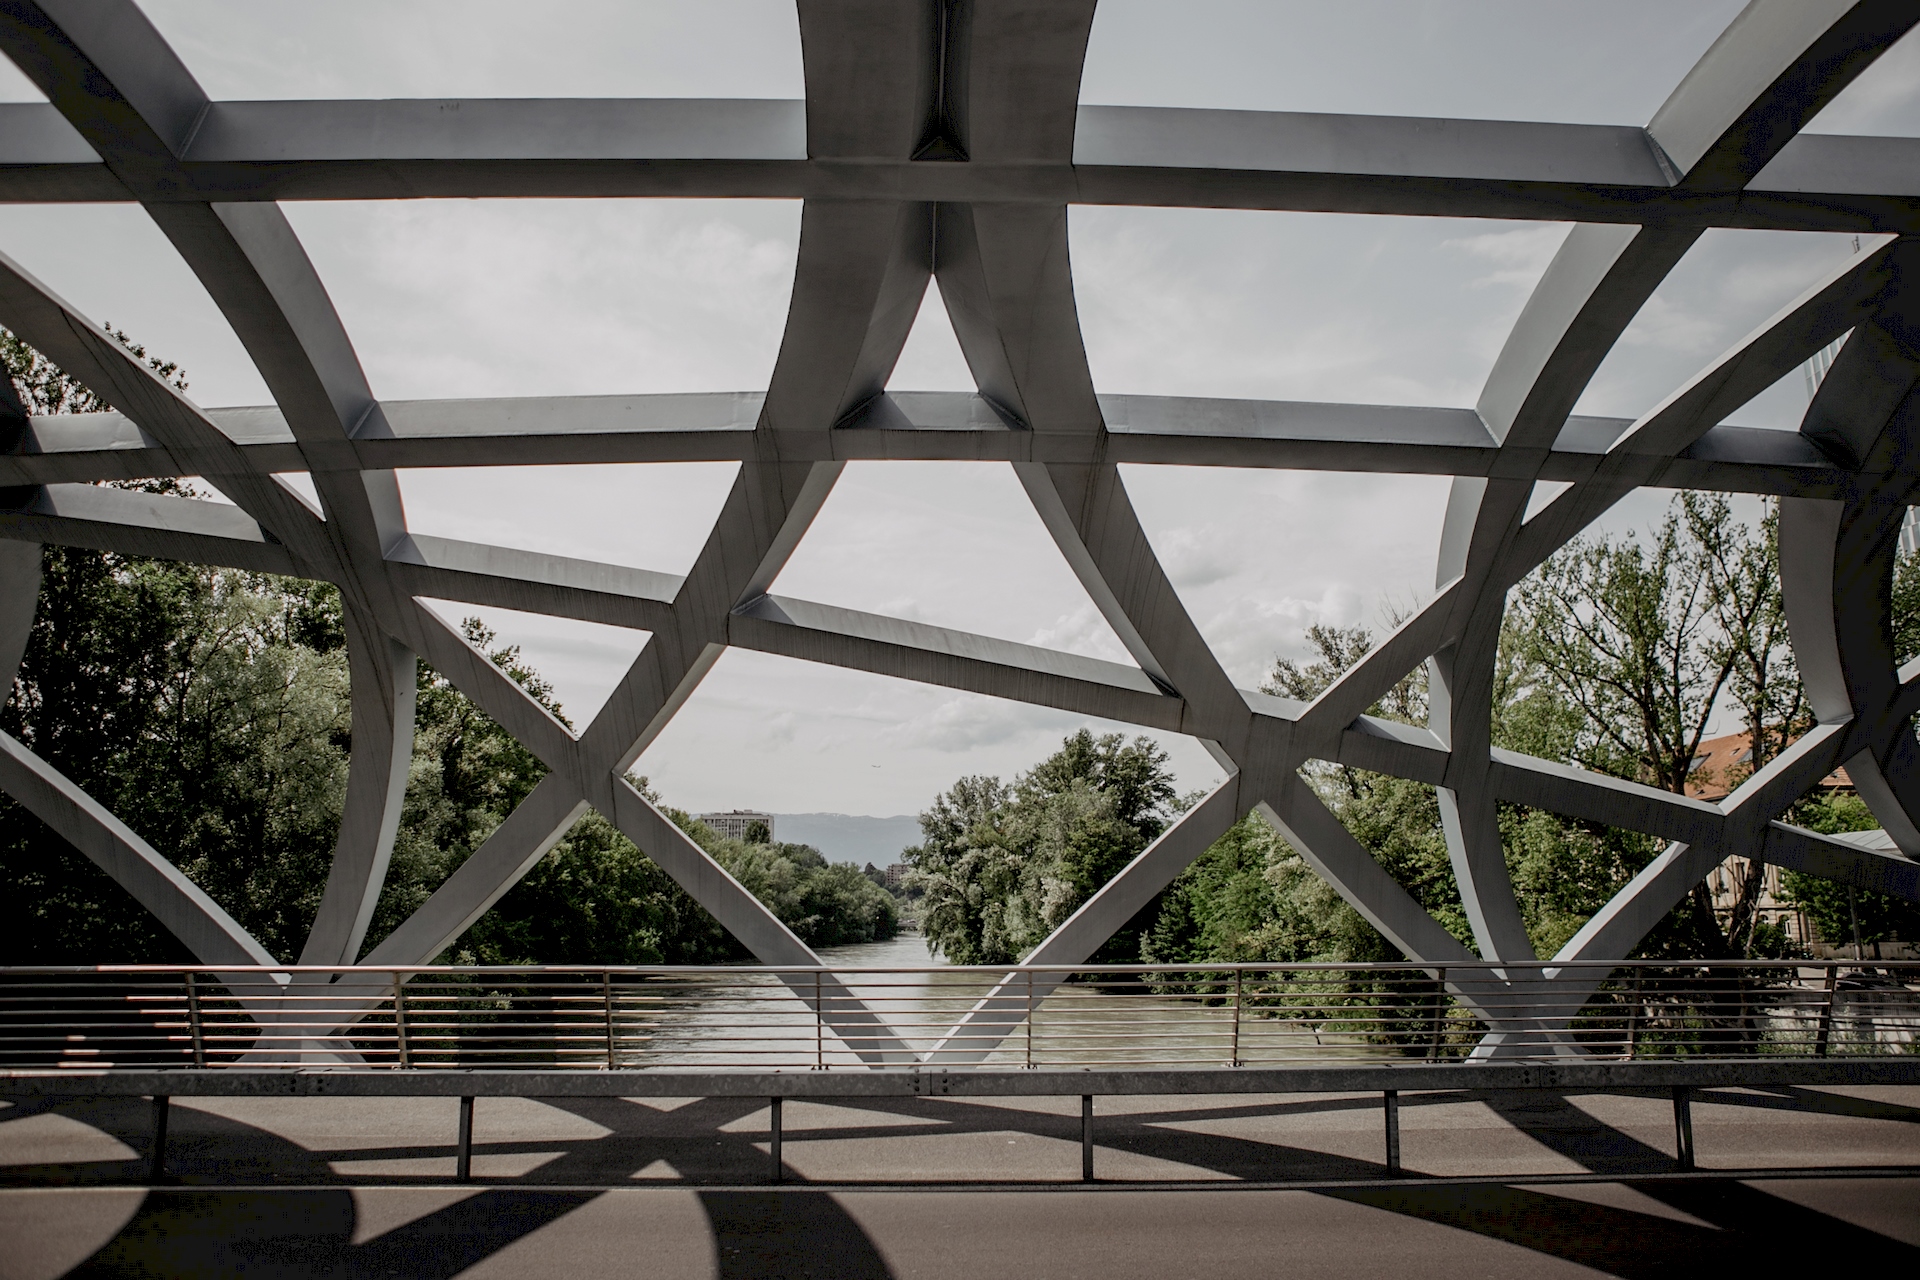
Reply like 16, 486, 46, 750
680, 827, 898, 949
0, 553, 900, 965
1780, 791, 1920, 947
1143, 812, 1391, 966
907, 730, 1179, 964
0, 551, 349, 961
455, 810, 737, 966
1501, 494, 1807, 959
1, 322, 187, 415
0, 325, 899, 964
363, 618, 564, 953
1027, 495, 1894, 972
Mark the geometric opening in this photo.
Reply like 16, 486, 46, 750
1079, 0, 1742, 124
137, 1, 807, 100
1121, 464, 1452, 687
886, 288, 975, 392
415, 598, 651, 730
283, 199, 803, 400
1071, 206, 1571, 407
1573, 229, 1878, 423
396, 462, 740, 578
630, 647, 1226, 820
771, 462, 1135, 664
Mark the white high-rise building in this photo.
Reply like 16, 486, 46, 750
698, 810, 775, 844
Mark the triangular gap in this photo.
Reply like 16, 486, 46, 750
361, 614, 621, 949
1522, 480, 1573, 524
170, 477, 234, 506
1495, 804, 1707, 963
1723, 332, 1852, 432
1265, 769, 1471, 956
1572, 229, 1885, 424
416, 598, 650, 730
768, 461, 1137, 666
272, 471, 323, 516
1798, 22, 1920, 137
884, 287, 976, 392
632, 647, 1227, 832
1119, 464, 1453, 693
396, 462, 739, 578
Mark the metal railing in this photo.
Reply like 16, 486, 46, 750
2, 959, 1916, 1070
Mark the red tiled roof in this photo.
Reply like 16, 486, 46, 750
1685, 730, 1850, 801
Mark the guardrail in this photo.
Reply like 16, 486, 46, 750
4, 960, 1918, 1188
2, 959, 1916, 1070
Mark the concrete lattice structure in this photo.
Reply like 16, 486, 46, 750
0, 2, 1918, 1058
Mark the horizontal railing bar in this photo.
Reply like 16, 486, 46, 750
7, 960, 1912, 975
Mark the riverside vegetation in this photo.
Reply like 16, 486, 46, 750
906, 495, 1920, 968
0, 330, 894, 964
1, 326, 1912, 968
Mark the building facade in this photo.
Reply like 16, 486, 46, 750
698, 811, 776, 845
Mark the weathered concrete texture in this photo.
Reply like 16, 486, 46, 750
2, 1, 1920, 1069
2, 1087, 1918, 1277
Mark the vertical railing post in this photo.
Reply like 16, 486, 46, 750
1626, 969, 1645, 1059
1671, 1086, 1694, 1171
148, 1094, 169, 1184
770, 1096, 783, 1183
603, 971, 617, 1070
1081, 1095, 1094, 1182
1383, 1090, 1401, 1176
1025, 969, 1035, 1069
456, 1096, 473, 1182
1426, 967, 1446, 1062
1814, 964, 1839, 1057
814, 971, 825, 1071
184, 972, 205, 1069
393, 972, 411, 1069
1229, 967, 1244, 1067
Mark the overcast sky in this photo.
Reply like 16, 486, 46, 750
2, 4, 1918, 819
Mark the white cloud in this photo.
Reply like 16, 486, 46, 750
1577, 229, 1868, 420
11, 5, 1849, 820
1028, 602, 1132, 661
284, 199, 803, 401
1071, 206, 1564, 409
1444, 225, 1573, 289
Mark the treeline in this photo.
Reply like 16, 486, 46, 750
0, 333, 894, 965
909, 496, 1920, 967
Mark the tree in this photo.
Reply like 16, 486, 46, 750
907, 730, 1179, 964
0, 328, 895, 965
1505, 494, 1804, 958
0, 554, 348, 962
693, 832, 898, 949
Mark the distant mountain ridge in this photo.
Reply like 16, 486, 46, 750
771, 813, 922, 866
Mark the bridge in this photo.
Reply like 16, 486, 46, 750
2, 0, 1920, 1273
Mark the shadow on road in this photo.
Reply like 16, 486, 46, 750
3, 1087, 1915, 1277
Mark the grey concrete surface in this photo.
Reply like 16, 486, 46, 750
4, 2, 1920, 1072
1, 1086, 1916, 1277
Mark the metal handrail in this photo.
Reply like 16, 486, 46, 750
2, 960, 1914, 1071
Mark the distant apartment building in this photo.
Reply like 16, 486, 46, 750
698, 810, 775, 843
884, 863, 908, 890
1685, 730, 1851, 803
1685, 727, 1916, 953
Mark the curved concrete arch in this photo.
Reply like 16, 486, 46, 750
0, 1, 1914, 1067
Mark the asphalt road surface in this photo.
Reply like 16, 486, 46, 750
2, 1086, 1915, 1278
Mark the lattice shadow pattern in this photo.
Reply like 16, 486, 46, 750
0, 3, 1918, 1060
